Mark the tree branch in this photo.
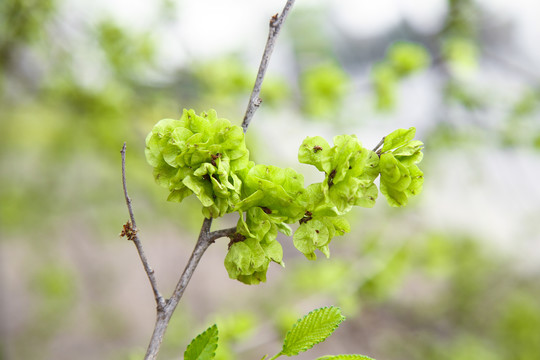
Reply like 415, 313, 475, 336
120, 143, 166, 311
144, 217, 215, 360
241, 0, 296, 132
372, 137, 385, 153
209, 226, 237, 242
123, 1, 297, 358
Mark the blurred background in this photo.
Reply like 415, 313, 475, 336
1, 0, 540, 359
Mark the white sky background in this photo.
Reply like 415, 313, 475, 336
66, 0, 540, 257
73, 0, 540, 64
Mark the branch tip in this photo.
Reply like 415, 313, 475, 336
139, 1, 296, 358
120, 143, 164, 315
241, 0, 296, 132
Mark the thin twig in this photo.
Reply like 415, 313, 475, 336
241, 0, 296, 132
372, 137, 385, 153
133, 1, 297, 358
209, 226, 237, 242
144, 217, 215, 360
121, 143, 166, 311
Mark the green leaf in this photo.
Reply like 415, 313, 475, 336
392, 140, 423, 156
293, 220, 330, 260
184, 324, 219, 360
182, 175, 214, 207
353, 183, 378, 208
152, 159, 178, 188
280, 306, 345, 356
381, 127, 416, 153
379, 153, 401, 183
224, 238, 270, 285
358, 150, 380, 182
299, 183, 325, 211
321, 135, 362, 179
238, 164, 305, 222
380, 182, 408, 207
167, 187, 192, 202
405, 164, 424, 197
317, 355, 375, 360
275, 222, 292, 236
327, 175, 360, 214
261, 240, 284, 266
395, 150, 423, 166
298, 136, 330, 172
329, 217, 350, 236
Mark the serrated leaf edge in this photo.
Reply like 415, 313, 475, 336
317, 355, 376, 360
280, 306, 345, 356
184, 324, 219, 360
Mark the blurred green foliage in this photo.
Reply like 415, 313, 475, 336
96, 20, 155, 79
371, 62, 398, 111
213, 312, 257, 360
387, 42, 431, 77
301, 62, 350, 118
371, 42, 430, 111
442, 37, 479, 76
0, 0, 56, 47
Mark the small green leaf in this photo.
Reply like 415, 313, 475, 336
317, 355, 375, 360
405, 165, 424, 197
327, 175, 360, 214
167, 187, 192, 202
261, 240, 284, 266
182, 175, 214, 207
353, 183, 378, 208
152, 159, 178, 188
381, 127, 416, 153
238, 164, 305, 222
224, 238, 271, 285
298, 136, 330, 171
380, 182, 408, 207
184, 324, 219, 360
275, 222, 292, 236
379, 153, 401, 183
392, 140, 423, 156
358, 150, 380, 182
329, 217, 350, 236
293, 220, 330, 260
280, 306, 345, 356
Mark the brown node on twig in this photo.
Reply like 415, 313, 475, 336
120, 221, 138, 241
210, 153, 222, 166
228, 233, 246, 250
327, 169, 336, 188
299, 211, 313, 225
261, 206, 272, 214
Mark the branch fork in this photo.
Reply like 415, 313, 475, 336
121, 1, 296, 358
